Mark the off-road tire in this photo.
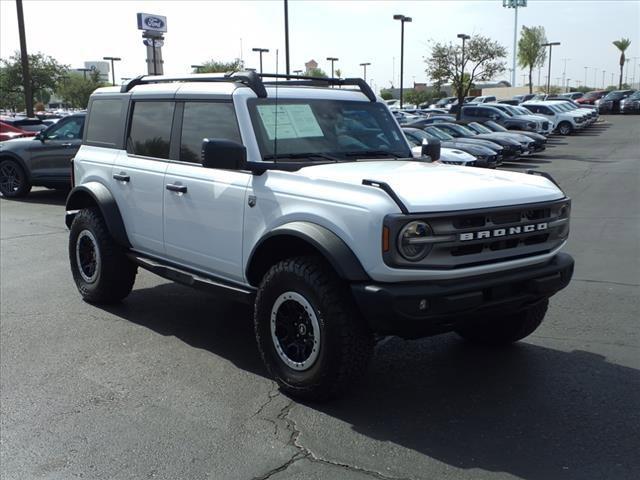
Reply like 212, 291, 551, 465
0, 159, 31, 198
455, 299, 549, 346
69, 208, 137, 304
557, 121, 573, 136
254, 256, 373, 402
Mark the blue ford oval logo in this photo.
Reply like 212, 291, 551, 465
144, 16, 164, 29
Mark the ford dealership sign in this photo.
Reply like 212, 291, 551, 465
137, 13, 167, 33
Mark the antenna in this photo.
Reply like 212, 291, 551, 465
274, 49, 279, 161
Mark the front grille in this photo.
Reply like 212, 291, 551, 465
383, 198, 571, 270
542, 121, 549, 129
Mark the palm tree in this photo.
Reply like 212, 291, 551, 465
518, 26, 547, 94
612, 38, 631, 89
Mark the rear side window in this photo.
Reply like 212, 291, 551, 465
127, 101, 174, 159
85, 98, 125, 147
179, 102, 241, 163
464, 107, 478, 116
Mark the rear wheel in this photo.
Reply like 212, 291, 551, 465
0, 159, 31, 198
254, 256, 373, 401
69, 208, 137, 304
455, 299, 549, 346
557, 121, 573, 136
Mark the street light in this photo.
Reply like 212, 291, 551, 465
326, 57, 339, 78
191, 64, 204, 73
602, 70, 606, 89
584, 66, 588, 88
360, 62, 371, 82
252, 48, 269, 74
293, 69, 303, 76
541, 42, 560, 94
457, 33, 471, 119
103, 56, 121, 86
502, 0, 527, 88
393, 14, 412, 108
76, 68, 91, 80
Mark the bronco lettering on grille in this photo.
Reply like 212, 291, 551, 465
459, 222, 548, 241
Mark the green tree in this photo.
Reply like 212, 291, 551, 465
425, 35, 507, 119
334, 68, 342, 78
196, 59, 244, 74
404, 90, 431, 107
517, 26, 547, 94
612, 38, 631, 89
56, 70, 107, 108
0, 51, 68, 111
307, 67, 328, 78
379, 89, 393, 100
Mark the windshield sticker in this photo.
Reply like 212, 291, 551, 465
257, 104, 324, 140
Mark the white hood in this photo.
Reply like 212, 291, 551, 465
297, 160, 564, 212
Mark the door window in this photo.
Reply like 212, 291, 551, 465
44, 117, 84, 140
127, 101, 174, 159
179, 102, 241, 164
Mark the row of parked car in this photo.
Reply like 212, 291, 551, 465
395, 96, 604, 169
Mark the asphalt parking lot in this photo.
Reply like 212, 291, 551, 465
1, 115, 639, 480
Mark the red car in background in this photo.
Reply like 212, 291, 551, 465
0, 121, 37, 142
576, 90, 607, 105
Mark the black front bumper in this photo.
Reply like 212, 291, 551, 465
351, 253, 574, 339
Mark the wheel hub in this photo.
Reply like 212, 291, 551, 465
0, 163, 20, 193
270, 291, 320, 371
75, 230, 101, 283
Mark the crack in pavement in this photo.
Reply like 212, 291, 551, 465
250, 395, 416, 480
572, 278, 639, 288
1, 230, 67, 241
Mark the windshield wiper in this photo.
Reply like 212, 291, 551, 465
343, 150, 405, 159
263, 152, 341, 162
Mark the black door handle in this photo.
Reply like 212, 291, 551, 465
166, 184, 187, 193
113, 173, 130, 182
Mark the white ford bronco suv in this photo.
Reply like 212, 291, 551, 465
66, 72, 574, 401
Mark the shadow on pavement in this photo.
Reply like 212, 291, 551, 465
0, 188, 68, 206
100, 281, 639, 480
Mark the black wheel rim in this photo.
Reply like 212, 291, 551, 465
0, 163, 21, 193
75, 230, 100, 283
270, 292, 320, 371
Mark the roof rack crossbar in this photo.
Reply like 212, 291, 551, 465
119, 71, 376, 101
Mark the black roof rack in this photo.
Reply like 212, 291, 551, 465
120, 71, 376, 102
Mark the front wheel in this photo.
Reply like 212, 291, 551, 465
69, 208, 137, 304
0, 159, 31, 198
557, 121, 573, 136
254, 256, 373, 401
455, 299, 549, 346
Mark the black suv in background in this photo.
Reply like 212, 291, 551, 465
0, 113, 84, 197
597, 90, 636, 114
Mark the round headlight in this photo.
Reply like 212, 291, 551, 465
398, 221, 432, 261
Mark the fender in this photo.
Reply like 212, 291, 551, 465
65, 182, 131, 248
247, 221, 370, 284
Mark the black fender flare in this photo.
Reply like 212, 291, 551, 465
246, 221, 370, 284
65, 182, 131, 248
0, 152, 31, 182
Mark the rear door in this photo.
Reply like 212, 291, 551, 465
163, 100, 250, 283
112, 100, 173, 256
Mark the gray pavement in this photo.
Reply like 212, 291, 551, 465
1, 115, 639, 480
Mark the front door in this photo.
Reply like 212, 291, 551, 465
30, 116, 84, 182
163, 101, 250, 283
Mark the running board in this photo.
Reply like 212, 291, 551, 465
127, 253, 256, 304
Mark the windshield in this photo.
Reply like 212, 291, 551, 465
469, 122, 493, 134
604, 91, 623, 100
485, 120, 507, 132
248, 99, 412, 160
513, 106, 530, 115
424, 126, 454, 141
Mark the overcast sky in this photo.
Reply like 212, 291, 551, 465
1, 0, 639, 91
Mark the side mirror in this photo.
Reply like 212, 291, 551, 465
202, 138, 246, 170
421, 139, 441, 161
35, 131, 45, 142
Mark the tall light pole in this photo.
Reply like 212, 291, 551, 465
76, 68, 91, 80
16, 0, 33, 117
293, 69, 302, 75
502, 0, 527, 88
103, 57, 121, 86
326, 57, 338, 78
566, 78, 571, 91
393, 14, 412, 108
284, 0, 290, 75
542, 42, 560, 94
593, 67, 597, 89
191, 64, 203, 73
611, 72, 615, 86
602, 70, 606, 89
584, 66, 588, 87
252, 48, 269, 74
360, 62, 371, 82
561, 58, 570, 89
457, 33, 470, 119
